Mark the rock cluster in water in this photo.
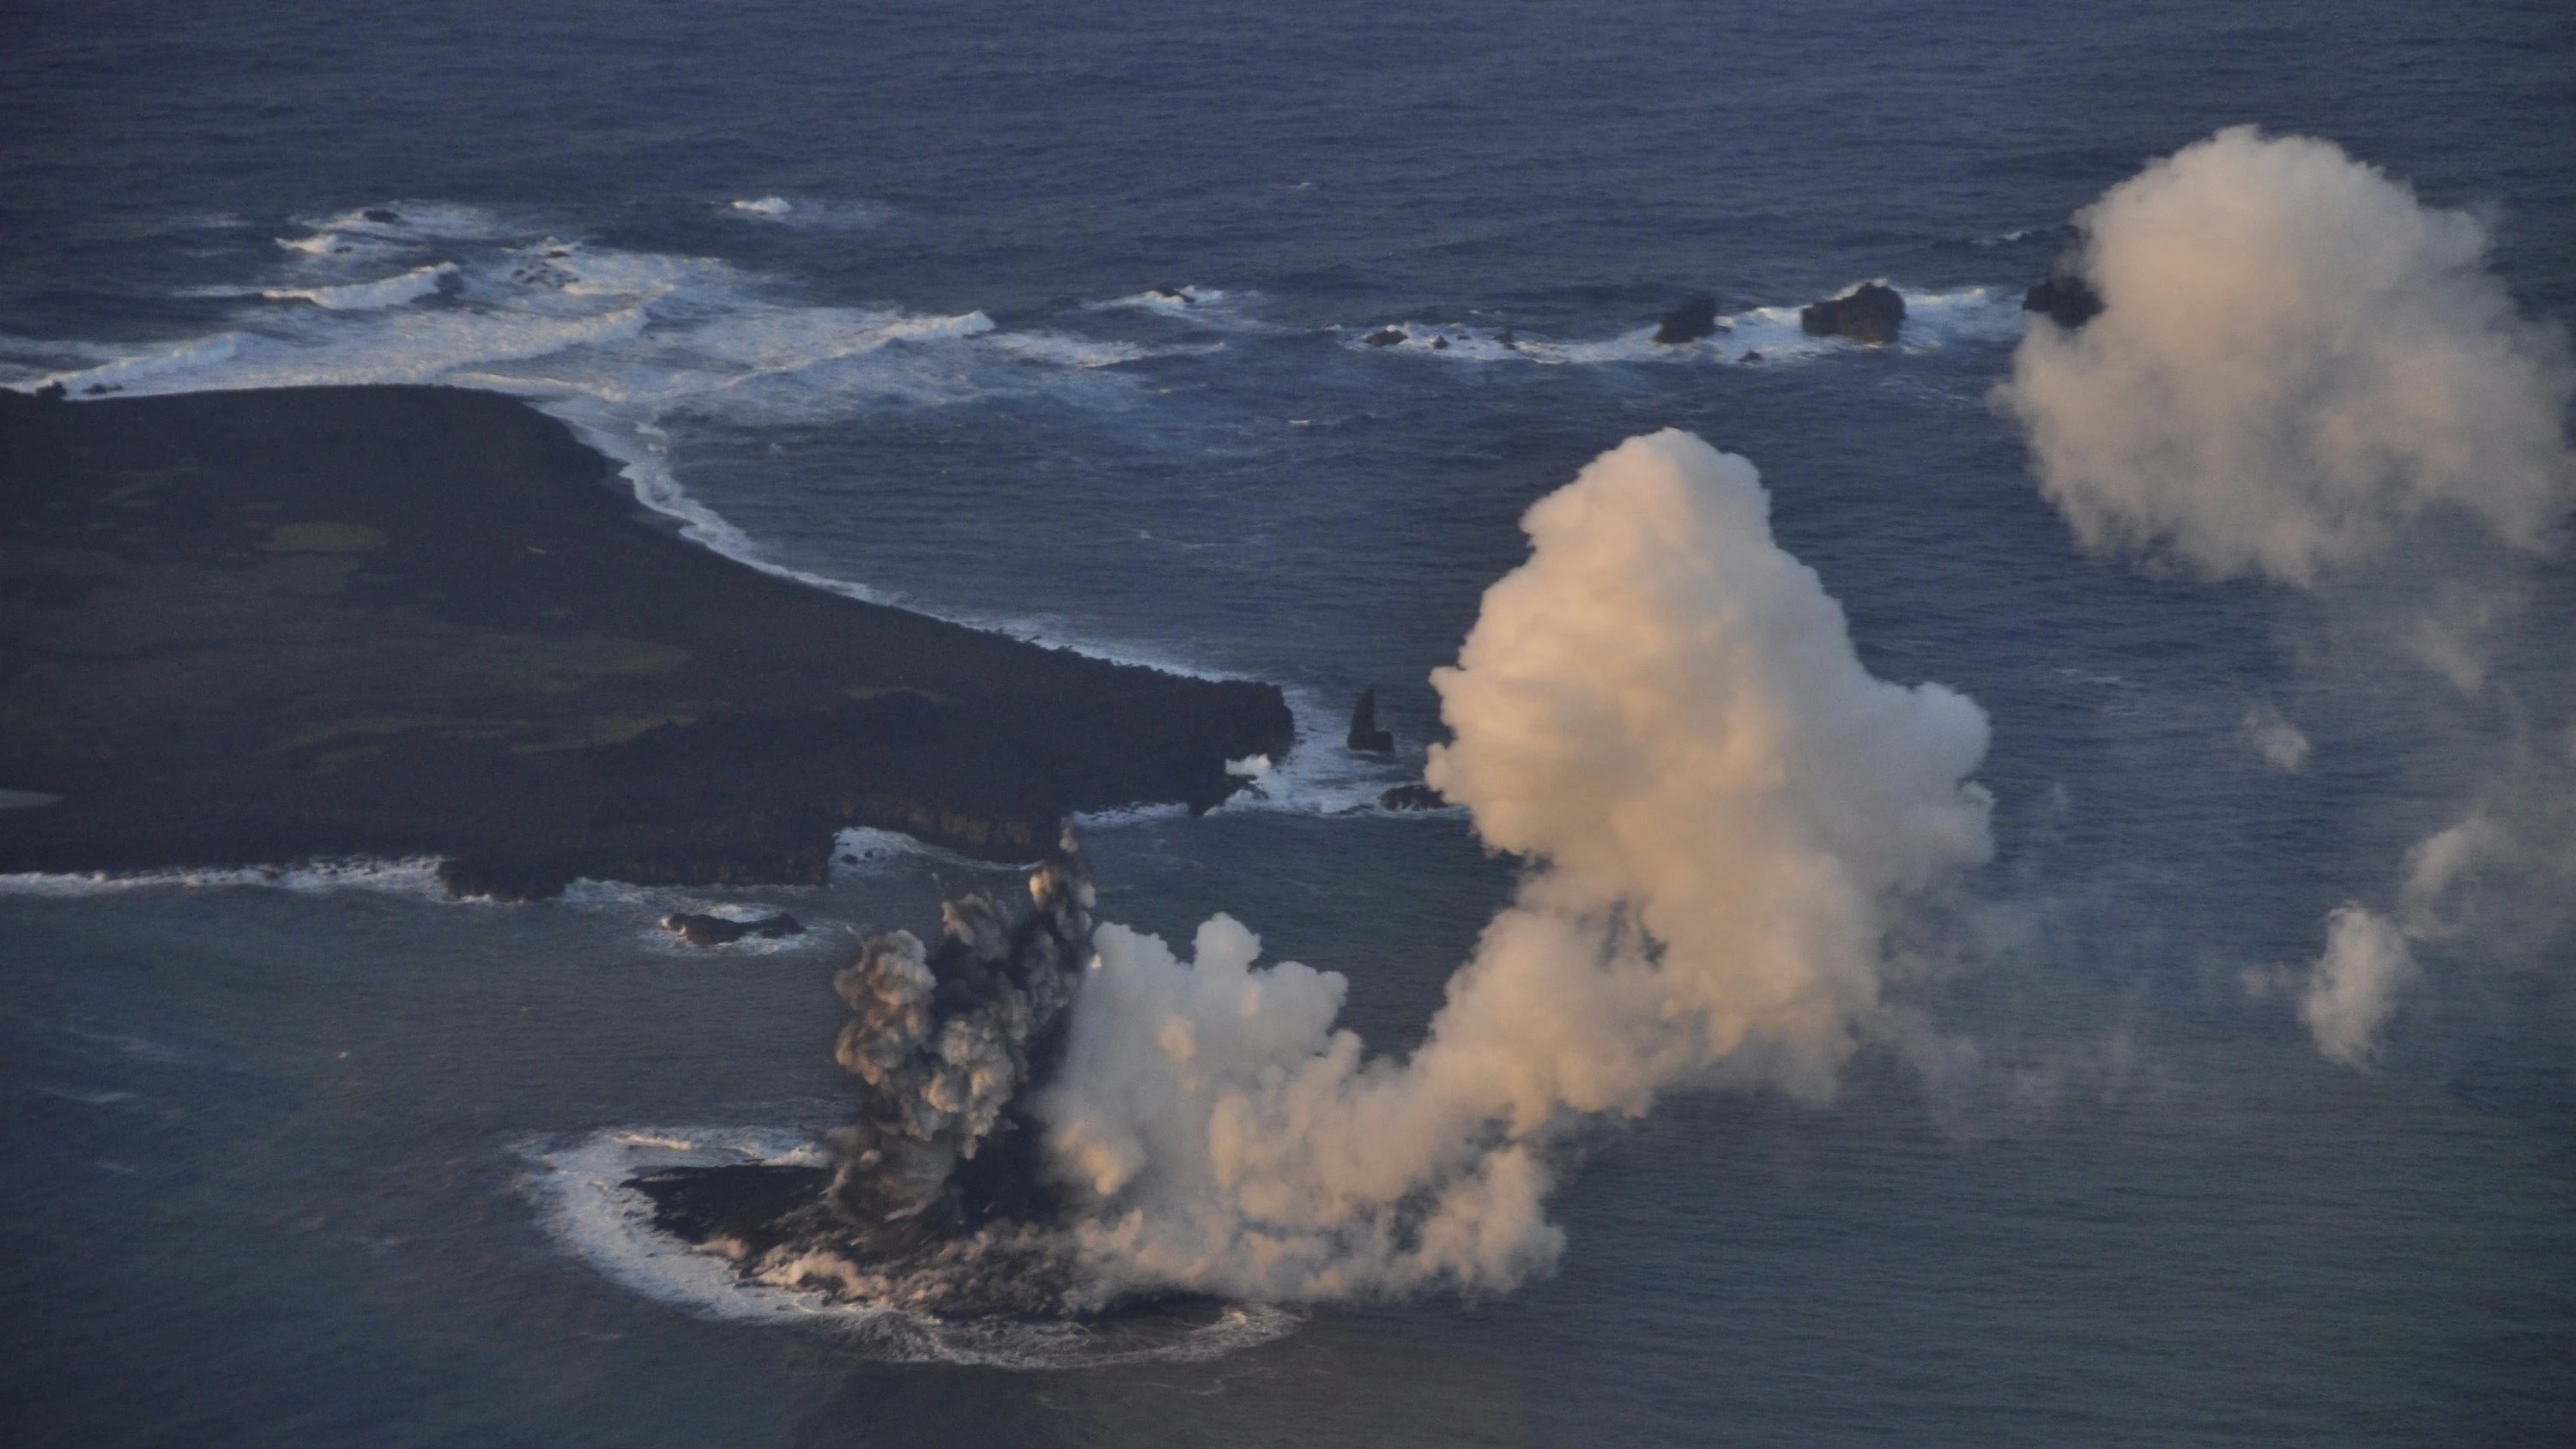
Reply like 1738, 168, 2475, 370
1346, 686, 1395, 753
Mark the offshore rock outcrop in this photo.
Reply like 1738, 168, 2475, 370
1799, 282, 1907, 345
1345, 686, 1395, 753
1653, 293, 1720, 345
2022, 273, 2104, 329
661, 911, 804, 946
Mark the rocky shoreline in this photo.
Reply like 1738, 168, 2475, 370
0, 385, 1295, 897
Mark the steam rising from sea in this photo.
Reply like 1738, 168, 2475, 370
1999, 126, 2576, 1070
538, 431, 1995, 1334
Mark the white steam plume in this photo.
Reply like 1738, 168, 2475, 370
2240, 702, 2312, 771
2290, 905, 2417, 1070
1999, 127, 2575, 1069
1038, 432, 1994, 1301
1996, 125, 2574, 587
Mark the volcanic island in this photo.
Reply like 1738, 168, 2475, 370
0, 385, 1295, 897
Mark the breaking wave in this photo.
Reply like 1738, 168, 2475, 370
722, 195, 890, 229
0, 856, 456, 900
259, 262, 461, 311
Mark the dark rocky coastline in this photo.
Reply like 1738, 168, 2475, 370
0, 385, 1295, 897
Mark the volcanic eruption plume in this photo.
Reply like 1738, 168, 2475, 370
630, 431, 1996, 1313
1030, 431, 1995, 1303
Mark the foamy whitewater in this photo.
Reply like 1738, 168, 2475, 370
6, 3, 2573, 1443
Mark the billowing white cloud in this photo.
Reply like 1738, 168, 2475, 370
1998, 126, 2573, 586
1038, 432, 1994, 1301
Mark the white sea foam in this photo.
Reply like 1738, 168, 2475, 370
261, 262, 459, 311
0, 856, 454, 899
1893, 285, 2025, 348
985, 332, 1163, 368
722, 196, 887, 229
830, 827, 1036, 877
1067, 801, 1193, 830
1089, 285, 1238, 316
525, 1126, 874, 1326
1343, 285, 2023, 369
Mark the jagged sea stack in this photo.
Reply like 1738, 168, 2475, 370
1799, 282, 1906, 345
1347, 687, 1396, 753
1653, 293, 1720, 345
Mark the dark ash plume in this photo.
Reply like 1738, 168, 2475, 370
625, 829, 1098, 1315
824, 828, 1093, 1241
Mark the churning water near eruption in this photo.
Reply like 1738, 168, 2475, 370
553, 430, 1998, 1324
10, 3, 2576, 1435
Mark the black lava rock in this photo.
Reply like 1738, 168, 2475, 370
1653, 294, 1720, 345
1799, 282, 1906, 345
2023, 274, 2104, 329
1346, 688, 1395, 754
662, 911, 806, 947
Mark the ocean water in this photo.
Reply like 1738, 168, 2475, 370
4, 2, 2573, 1444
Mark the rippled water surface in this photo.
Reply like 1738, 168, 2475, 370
4, 1, 2573, 1444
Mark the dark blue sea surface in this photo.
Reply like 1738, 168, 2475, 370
4, 2, 2573, 1445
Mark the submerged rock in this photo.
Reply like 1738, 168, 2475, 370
1653, 293, 1720, 345
1376, 782, 1446, 811
361, 208, 402, 224
2023, 273, 2104, 329
662, 911, 805, 947
1799, 282, 1906, 345
1363, 327, 1406, 347
1346, 687, 1395, 753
